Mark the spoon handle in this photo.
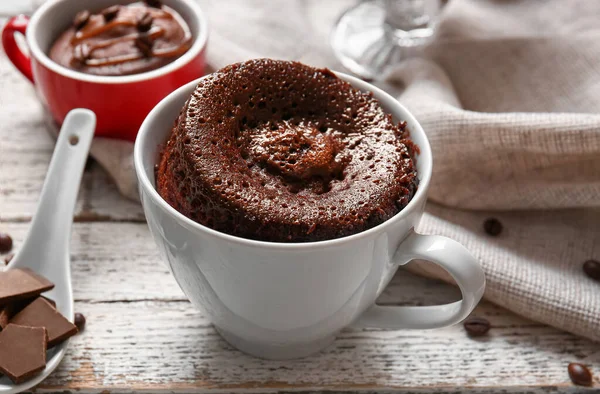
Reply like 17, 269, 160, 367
9, 109, 95, 284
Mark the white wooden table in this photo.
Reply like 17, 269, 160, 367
1, 41, 600, 393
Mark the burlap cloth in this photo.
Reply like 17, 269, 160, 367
34, 0, 600, 342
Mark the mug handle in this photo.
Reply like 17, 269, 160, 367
2, 14, 34, 83
352, 230, 485, 329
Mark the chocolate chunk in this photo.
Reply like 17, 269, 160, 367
73, 10, 91, 31
145, 0, 162, 8
10, 297, 77, 348
101, 5, 120, 22
3, 253, 13, 265
0, 232, 12, 253
0, 269, 54, 306
137, 12, 153, 32
0, 302, 24, 330
0, 324, 47, 384
463, 316, 491, 337
21, 268, 55, 289
583, 259, 600, 281
1, 302, 26, 330
74, 312, 86, 331
42, 296, 56, 309
72, 43, 91, 65
483, 217, 503, 236
568, 363, 593, 386
135, 34, 154, 57
0, 296, 56, 331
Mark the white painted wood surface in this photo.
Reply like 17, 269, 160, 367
1, 35, 599, 393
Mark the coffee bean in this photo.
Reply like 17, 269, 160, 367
0, 232, 12, 253
483, 217, 503, 236
583, 259, 600, 282
135, 34, 154, 57
101, 5, 120, 23
4, 253, 13, 265
145, 0, 162, 8
73, 10, 91, 30
74, 313, 86, 331
463, 317, 490, 337
568, 363, 592, 387
137, 12, 153, 32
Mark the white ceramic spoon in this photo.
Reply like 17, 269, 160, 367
0, 109, 95, 394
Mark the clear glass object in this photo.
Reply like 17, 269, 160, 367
331, 0, 443, 80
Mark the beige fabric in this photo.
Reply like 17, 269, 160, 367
33, 0, 600, 341
388, 0, 600, 342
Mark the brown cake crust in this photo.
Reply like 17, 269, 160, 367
157, 59, 418, 242
49, 2, 191, 76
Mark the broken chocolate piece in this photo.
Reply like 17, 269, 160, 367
21, 268, 54, 289
0, 324, 47, 384
0, 303, 19, 330
0, 269, 54, 306
42, 296, 56, 308
10, 298, 77, 348
0, 295, 56, 330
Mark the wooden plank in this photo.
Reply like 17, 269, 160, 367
0, 148, 144, 222
0, 49, 144, 222
0, 61, 60, 220
0, 222, 182, 301
0, 221, 598, 392
32, 300, 598, 393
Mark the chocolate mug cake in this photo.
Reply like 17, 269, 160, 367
156, 59, 419, 242
49, 0, 192, 76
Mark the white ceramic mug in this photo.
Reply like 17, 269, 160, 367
134, 71, 486, 360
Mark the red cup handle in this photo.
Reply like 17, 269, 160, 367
2, 15, 34, 83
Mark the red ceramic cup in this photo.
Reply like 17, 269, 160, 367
2, 0, 208, 141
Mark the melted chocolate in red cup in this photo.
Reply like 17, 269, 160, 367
49, 2, 192, 76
